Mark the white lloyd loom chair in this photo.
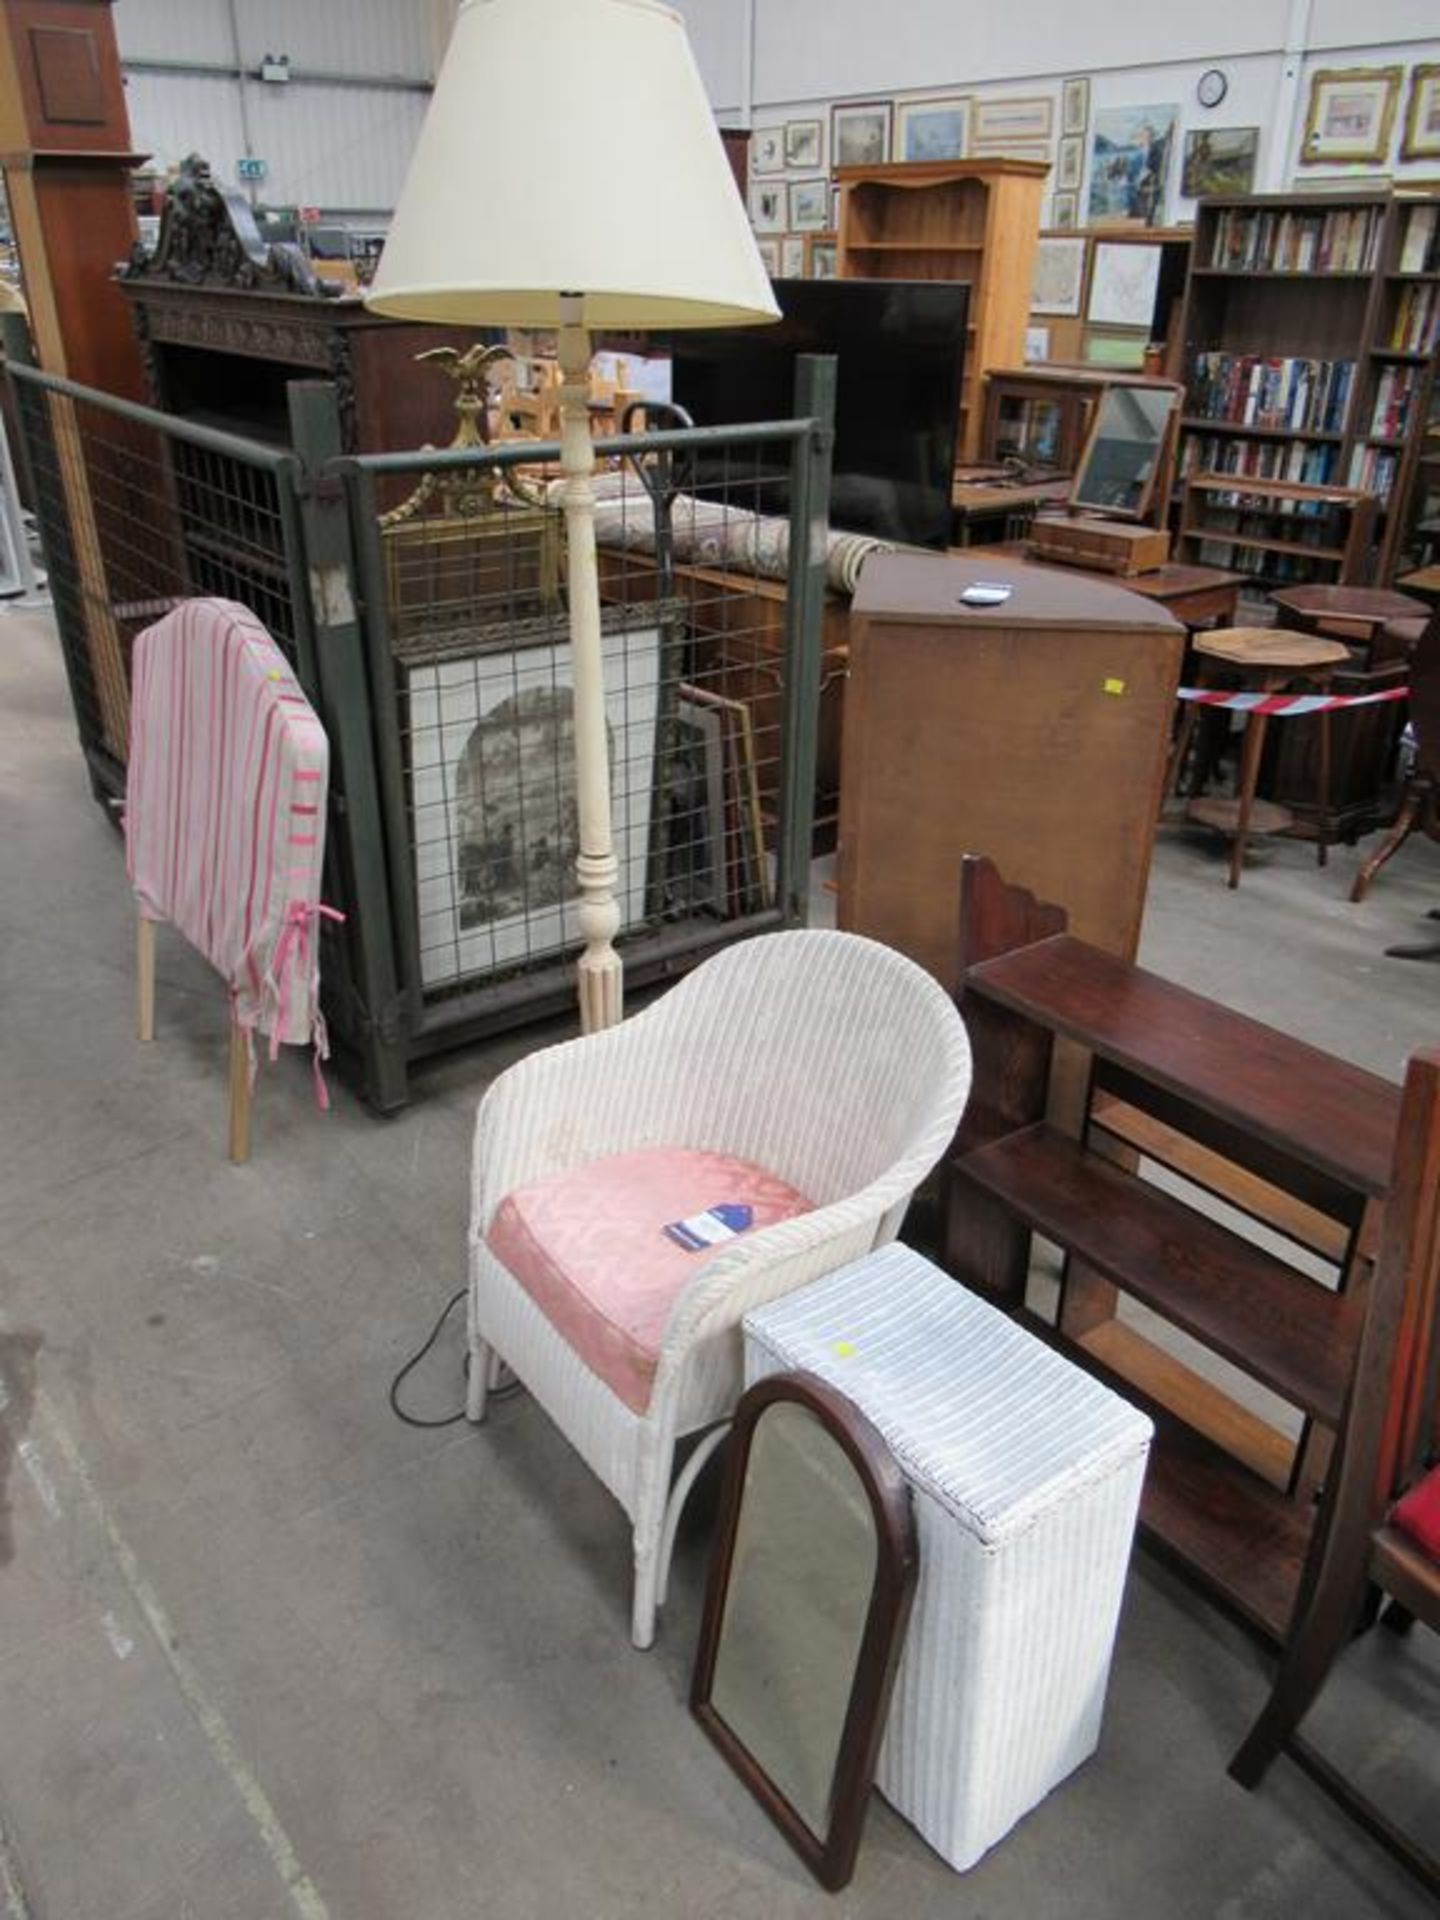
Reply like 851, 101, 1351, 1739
468, 928, 973, 1647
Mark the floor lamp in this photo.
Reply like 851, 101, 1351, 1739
367, 0, 778, 1032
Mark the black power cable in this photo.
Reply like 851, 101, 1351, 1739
387, 1289, 523, 1429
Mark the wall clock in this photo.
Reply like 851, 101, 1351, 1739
1197, 68, 1228, 109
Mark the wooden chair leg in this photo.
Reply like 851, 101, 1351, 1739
1164, 699, 1201, 806
1229, 709, 1271, 891
1316, 704, 1333, 869
228, 1016, 252, 1165
136, 915, 155, 1042
1350, 780, 1422, 902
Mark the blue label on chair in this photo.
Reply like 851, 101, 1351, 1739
663, 1204, 754, 1252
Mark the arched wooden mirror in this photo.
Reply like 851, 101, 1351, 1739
691, 1370, 917, 1891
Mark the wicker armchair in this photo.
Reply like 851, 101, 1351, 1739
467, 929, 973, 1647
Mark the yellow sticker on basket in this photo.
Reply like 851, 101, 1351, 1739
833, 1340, 857, 1359
1103, 677, 1126, 696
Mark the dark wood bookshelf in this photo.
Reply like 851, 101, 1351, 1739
1180, 418, 1343, 444
1190, 268, 1373, 281
1177, 187, 1440, 582
944, 900, 1406, 1653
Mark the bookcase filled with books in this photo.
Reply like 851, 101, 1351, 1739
1362, 196, 1440, 580
1176, 189, 1440, 586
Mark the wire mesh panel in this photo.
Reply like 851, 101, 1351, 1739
9, 364, 310, 804
345, 410, 832, 1042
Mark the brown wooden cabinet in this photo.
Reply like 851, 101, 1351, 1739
834, 160, 1048, 463
836, 551, 1183, 990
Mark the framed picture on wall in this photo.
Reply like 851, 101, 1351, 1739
755, 237, 780, 275
1087, 240, 1162, 329
1062, 76, 1090, 137
780, 234, 806, 278
752, 126, 784, 175
806, 233, 838, 279
1030, 235, 1087, 316
1180, 127, 1259, 198
896, 95, 971, 164
1401, 65, 1440, 162
831, 100, 892, 169
973, 96, 1054, 146
748, 181, 786, 233
1050, 190, 1079, 229
1057, 135, 1084, 192
789, 178, 830, 231
1301, 67, 1402, 165
1081, 328, 1148, 370
785, 119, 824, 169
1088, 103, 1177, 223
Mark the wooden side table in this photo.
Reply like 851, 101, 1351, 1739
1270, 584, 1428, 657
1179, 627, 1350, 888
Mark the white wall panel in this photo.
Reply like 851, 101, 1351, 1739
114, 0, 233, 65
233, 0, 437, 80
748, 0, 1293, 108
123, 71, 247, 177
242, 83, 429, 210
672, 0, 747, 115
117, 0, 441, 79
1309, 1, 1440, 51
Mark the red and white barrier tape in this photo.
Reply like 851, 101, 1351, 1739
1176, 686, 1410, 716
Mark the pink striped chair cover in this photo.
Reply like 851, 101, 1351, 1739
125, 598, 338, 1095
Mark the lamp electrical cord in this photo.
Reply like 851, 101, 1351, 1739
388, 1287, 520, 1428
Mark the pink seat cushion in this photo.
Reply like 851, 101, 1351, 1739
1391, 1464, 1440, 1562
486, 1147, 812, 1414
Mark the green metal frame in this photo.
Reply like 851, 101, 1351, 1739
5, 337, 835, 1111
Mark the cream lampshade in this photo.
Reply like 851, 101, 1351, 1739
368, 0, 778, 1030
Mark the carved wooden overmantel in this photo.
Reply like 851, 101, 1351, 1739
117, 154, 499, 460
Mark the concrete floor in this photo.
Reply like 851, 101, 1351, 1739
1, 604, 1437, 1919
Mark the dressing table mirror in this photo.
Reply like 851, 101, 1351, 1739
1068, 381, 1179, 522
691, 1371, 917, 1891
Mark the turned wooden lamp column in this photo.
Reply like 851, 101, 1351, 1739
366, 0, 777, 1031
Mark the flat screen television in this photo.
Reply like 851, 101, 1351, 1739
659, 278, 969, 550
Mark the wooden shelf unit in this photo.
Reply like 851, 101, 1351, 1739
945, 910, 1405, 1647
1368, 198, 1440, 580
1178, 188, 1440, 585
1177, 473, 1377, 586
835, 159, 1048, 463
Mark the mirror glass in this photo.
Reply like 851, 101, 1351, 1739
692, 1372, 917, 1891
1069, 384, 1176, 517
709, 1401, 878, 1834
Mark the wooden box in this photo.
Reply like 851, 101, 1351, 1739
1029, 515, 1171, 577
837, 552, 1184, 990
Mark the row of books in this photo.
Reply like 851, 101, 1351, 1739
1188, 353, 1355, 436
1367, 368, 1418, 441
1206, 205, 1382, 274
1193, 509, 1341, 546
1348, 445, 1400, 499
1399, 203, 1440, 274
1188, 490, 1345, 521
1181, 432, 1340, 486
1192, 541, 1340, 584
1389, 282, 1440, 355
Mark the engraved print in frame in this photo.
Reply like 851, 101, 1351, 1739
404, 612, 664, 988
